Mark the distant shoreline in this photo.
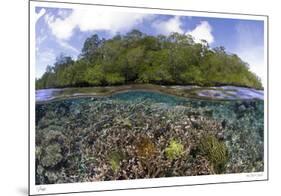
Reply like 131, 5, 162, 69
36, 82, 264, 91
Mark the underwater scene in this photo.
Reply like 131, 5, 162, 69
35, 87, 264, 185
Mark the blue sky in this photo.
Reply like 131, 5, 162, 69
35, 6, 265, 84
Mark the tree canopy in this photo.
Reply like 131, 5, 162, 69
36, 29, 262, 90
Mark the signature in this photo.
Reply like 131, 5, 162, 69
246, 173, 263, 178
37, 186, 46, 192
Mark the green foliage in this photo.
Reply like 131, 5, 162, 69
164, 139, 184, 160
85, 64, 104, 86
180, 65, 203, 84
80, 34, 103, 61
105, 73, 125, 85
199, 134, 228, 173
36, 30, 263, 89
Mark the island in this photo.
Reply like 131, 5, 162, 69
36, 30, 262, 90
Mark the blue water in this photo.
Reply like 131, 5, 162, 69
35, 86, 264, 102
36, 89, 62, 102
109, 91, 188, 106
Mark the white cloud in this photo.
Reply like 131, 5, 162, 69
233, 22, 265, 86
45, 8, 151, 40
57, 40, 80, 54
57, 9, 72, 18
152, 18, 214, 44
45, 14, 75, 40
36, 34, 47, 45
36, 49, 56, 78
186, 21, 214, 44
36, 35, 47, 52
152, 16, 184, 35
236, 46, 265, 85
35, 8, 46, 23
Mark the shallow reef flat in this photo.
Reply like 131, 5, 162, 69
35, 90, 264, 184
36, 84, 263, 103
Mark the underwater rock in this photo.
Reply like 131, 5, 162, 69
221, 119, 227, 129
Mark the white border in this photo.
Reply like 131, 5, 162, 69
29, 1, 268, 195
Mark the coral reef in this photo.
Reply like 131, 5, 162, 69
35, 90, 264, 184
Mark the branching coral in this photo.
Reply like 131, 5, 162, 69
136, 136, 157, 159
108, 151, 124, 173
199, 134, 228, 173
40, 144, 63, 167
164, 139, 184, 160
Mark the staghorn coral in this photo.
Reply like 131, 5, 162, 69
190, 155, 215, 176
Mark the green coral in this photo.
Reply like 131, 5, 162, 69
165, 139, 184, 160
199, 134, 228, 173
40, 144, 63, 167
108, 151, 123, 172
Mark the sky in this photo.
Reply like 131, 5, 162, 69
35, 6, 265, 85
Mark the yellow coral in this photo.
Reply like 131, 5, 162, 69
136, 136, 156, 159
165, 139, 184, 160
